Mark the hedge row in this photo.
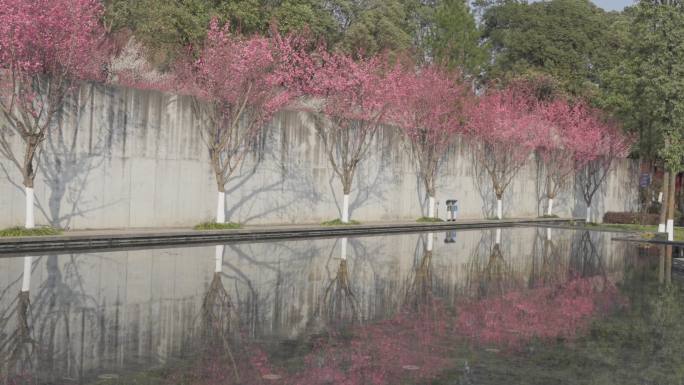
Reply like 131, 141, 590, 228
602, 212, 659, 225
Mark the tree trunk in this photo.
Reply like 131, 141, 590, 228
25, 187, 35, 229
216, 190, 226, 223
211, 148, 227, 224
666, 245, 672, 285
546, 227, 552, 241
426, 178, 436, 219
342, 195, 350, 223
426, 232, 434, 252
23, 135, 39, 229
340, 237, 348, 260
666, 171, 676, 241
342, 179, 352, 223
585, 205, 592, 223
21, 256, 32, 292
659, 171, 670, 233
495, 228, 501, 244
545, 175, 554, 216
215, 245, 224, 273
496, 199, 503, 220
428, 196, 436, 218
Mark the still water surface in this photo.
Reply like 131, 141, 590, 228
0, 227, 681, 384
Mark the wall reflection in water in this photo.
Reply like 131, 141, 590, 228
0, 228, 659, 384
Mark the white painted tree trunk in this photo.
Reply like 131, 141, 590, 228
21, 256, 32, 292
216, 191, 225, 223
342, 194, 350, 223
496, 199, 503, 220
547, 198, 554, 216
340, 237, 348, 260
25, 187, 35, 229
214, 245, 224, 273
427, 232, 434, 252
495, 228, 501, 244
585, 206, 591, 223
667, 219, 674, 241
546, 227, 552, 241
657, 191, 665, 231
428, 196, 436, 218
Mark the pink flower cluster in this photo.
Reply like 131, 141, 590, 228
389, 66, 468, 154
0, 0, 108, 80
174, 18, 293, 124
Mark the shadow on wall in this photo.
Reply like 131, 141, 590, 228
0, 84, 122, 229
342, 150, 393, 221
571, 159, 639, 222
222, 114, 325, 224
471, 153, 496, 218
294, 110, 395, 222
40, 85, 122, 229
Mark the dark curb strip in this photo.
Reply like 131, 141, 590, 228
0, 218, 576, 256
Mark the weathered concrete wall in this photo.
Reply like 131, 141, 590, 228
0, 228, 632, 381
0, 83, 640, 229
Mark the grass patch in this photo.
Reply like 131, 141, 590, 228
417, 216, 445, 223
0, 226, 61, 237
538, 214, 559, 219
321, 219, 361, 226
193, 222, 242, 230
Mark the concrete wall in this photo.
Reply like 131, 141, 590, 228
0, 83, 640, 229
0, 228, 633, 381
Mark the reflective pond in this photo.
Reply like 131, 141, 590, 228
1, 227, 682, 385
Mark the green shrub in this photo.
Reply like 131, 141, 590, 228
194, 222, 242, 230
0, 226, 61, 237
417, 217, 444, 223
321, 219, 361, 226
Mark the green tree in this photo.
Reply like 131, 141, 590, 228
615, 0, 684, 238
628, 0, 684, 172
480, 0, 614, 96
104, 0, 215, 67
337, 0, 417, 56
268, 0, 339, 39
429, 0, 486, 75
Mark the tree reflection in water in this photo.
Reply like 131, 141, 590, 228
466, 229, 520, 299
318, 238, 360, 328
196, 245, 240, 382
458, 230, 623, 350
404, 232, 437, 314
1, 257, 35, 385
2, 230, 650, 385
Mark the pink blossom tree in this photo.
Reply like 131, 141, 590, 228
175, 19, 292, 224
391, 65, 469, 219
467, 87, 542, 219
536, 100, 601, 216
574, 117, 633, 223
0, 0, 109, 228
298, 50, 395, 223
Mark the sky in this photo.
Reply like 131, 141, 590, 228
529, 0, 634, 11
591, 0, 634, 11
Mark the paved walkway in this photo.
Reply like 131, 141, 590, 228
0, 217, 577, 256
